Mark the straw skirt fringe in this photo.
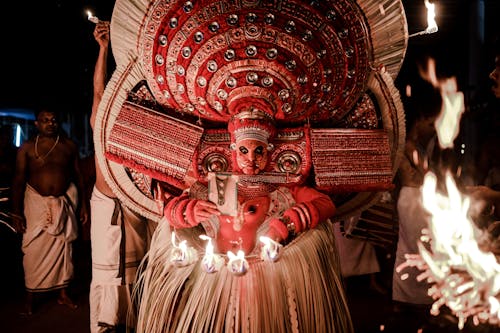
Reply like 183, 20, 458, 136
133, 220, 353, 333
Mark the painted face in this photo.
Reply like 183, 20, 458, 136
235, 138, 269, 175
35, 111, 58, 137
490, 56, 500, 99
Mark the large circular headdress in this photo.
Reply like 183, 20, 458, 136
139, 0, 406, 124
96, 0, 408, 222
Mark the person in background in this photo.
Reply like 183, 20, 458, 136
465, 36, 500, 253
388, 78, 443, 332
89, 20, 154, 332
11, 106, 89, 315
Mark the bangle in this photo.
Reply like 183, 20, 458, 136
280, 216, 296, 237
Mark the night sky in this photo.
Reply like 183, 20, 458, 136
0, 1, 115, 114
0, 0, 498, 117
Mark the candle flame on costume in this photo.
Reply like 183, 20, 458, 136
227, 250, 248, 276
259, 236, 282, 262
200, 235, 223, 273
399, 172, 500, 329
170, 232, 196, 266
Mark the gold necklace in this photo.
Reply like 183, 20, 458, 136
35, 134, 60, 161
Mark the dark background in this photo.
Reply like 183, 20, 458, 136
0, 0, 499, 154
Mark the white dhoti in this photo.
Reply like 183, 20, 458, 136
392, 186, 433, 304
22, 183, 78, 292
334, 217, 380, 277
89, 186, 151, 332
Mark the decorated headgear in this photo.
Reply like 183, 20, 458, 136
138, 0, 406, 126
228, 109, 276, 145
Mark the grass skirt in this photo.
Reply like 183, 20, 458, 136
132, 219, 353, 333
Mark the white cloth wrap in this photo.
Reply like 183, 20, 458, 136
22, 183, 78, 291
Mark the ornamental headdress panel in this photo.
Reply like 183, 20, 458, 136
140, 0, 375, 124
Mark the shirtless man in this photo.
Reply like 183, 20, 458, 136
89, 21, 151, 332
11, 107, 88, 314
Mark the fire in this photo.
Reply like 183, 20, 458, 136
424, 0, 438, 34
419, 57, 465, 149
401, 171, 500, 329
434, 78, 465, 149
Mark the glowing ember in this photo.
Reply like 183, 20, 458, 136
399, 171, 500, 329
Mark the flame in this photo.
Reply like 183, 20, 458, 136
259, 236, 282, 262
87, 10, 93, 19
419, 58, 465, 149
424, 0, 438, 34
403, 171, 500, 328
200, 234, 214, 255
434, 78, 465, 149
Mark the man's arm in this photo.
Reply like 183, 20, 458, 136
90, 21, 110, 130
11, 144, 28, 233
70, 141, 89, 225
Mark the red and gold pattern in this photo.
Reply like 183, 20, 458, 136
96, 0, 407, 223
141, 0, 371, 123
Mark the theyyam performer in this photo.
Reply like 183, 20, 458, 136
92, 0, 409, 332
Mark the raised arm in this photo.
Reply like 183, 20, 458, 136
90, 21, 110, 130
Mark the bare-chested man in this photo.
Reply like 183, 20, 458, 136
89, 21, 152, 333
11, 107, 89, 315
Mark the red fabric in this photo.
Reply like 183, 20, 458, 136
164, 195, 191, 228
269, 218, 289, 241
289, 186, 336, 222
185, 199, 199, 227
301, 201, 320, 229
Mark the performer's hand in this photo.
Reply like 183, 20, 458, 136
193, 200, 220, 221
11, 214, 26, 234
266, 224, 285, 244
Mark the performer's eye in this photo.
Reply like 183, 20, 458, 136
248, 205, 256, 213
255, 146, 264, 155
239, 146, 248, 154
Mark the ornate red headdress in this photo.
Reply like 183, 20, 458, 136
98, 0, 408, 221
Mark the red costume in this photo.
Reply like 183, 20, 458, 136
91, 0, 409, 332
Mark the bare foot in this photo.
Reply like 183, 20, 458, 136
57, 295, 78, 309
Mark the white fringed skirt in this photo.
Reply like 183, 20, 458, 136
133, 219, 354, 333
